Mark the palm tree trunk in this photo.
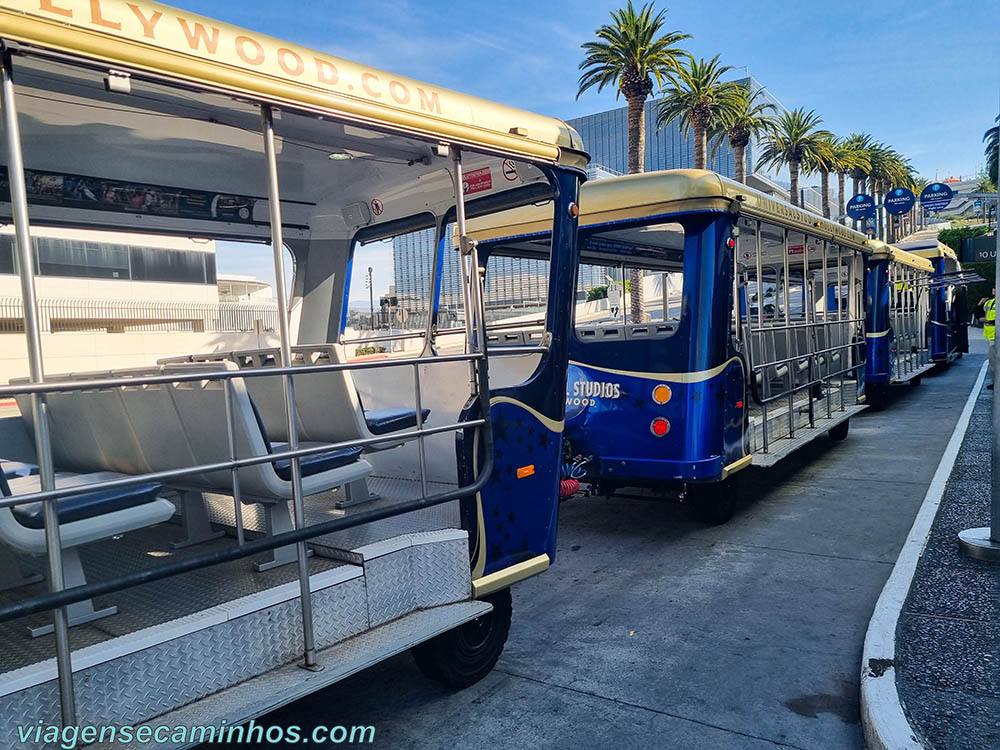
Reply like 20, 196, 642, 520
625, 92, 646, 321
821, 170, 831, 219
694, 124, 707, 170
851, 176, 860, 229
734, 143, 746, 184
789, 160, 800, 207
837, 172, 847, 224
626, 93, 646, 175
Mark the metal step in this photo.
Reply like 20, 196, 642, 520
889, 359, 937, 385
752, 404, 867, 467
98, 600, 492, 750
0, 529, 471, 749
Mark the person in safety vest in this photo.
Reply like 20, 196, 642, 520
979, 287, 995, 390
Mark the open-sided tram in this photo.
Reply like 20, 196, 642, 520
472, 170, 871, 523
0, 1, 587, 745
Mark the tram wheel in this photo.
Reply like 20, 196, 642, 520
829, 419, 850, 441
411, 588, 512, 689
866, 389, 885, 411
688, 475, 741, 525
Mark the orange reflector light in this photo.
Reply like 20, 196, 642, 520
516, 465, 535, 479
650, 417, 670, 437
652, 384, 672, 404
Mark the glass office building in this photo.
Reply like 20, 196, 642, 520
567, 77, 783, 178
391, 76, 787, 317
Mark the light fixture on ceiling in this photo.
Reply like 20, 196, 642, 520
328, 151, 353, 161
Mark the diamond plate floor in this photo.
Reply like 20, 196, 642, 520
0, 523, 346, 676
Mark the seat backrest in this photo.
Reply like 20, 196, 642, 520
159, 361, 275, 495
12, 373, 113, 473
161, 346, 370, 445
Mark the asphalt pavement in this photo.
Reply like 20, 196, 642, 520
244, 346, 985, 750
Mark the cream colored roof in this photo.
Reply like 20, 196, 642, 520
864, 240, 935, 272
470, 169, 871, 246
0, 0, 586, 167
896, 240, 959, 261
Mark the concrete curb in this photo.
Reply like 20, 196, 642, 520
860, 360, 987, 750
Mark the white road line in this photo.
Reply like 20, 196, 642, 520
860, 360, 988, 750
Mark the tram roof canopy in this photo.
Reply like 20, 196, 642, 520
0, 0, 586, 167
895, 239, 959, 261
470, 169, 871, 247
864, 240, 935, 271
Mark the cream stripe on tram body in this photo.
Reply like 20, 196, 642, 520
0, 1, 588, 743
471, 169, 873, 524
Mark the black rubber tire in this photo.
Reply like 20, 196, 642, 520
411, 588, 512, 689
829, 418, 850, 441
688, 475, 741, 525
866, 389, 885, 412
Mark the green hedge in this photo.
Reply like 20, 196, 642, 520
937, 226, 990, 252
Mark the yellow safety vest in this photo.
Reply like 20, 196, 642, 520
985, 298, 995, 341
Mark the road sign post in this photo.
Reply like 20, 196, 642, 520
959, 127, 1000, 561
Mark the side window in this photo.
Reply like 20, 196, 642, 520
573, 220, 685, 338
345, 226, 439, 347
482, 253, 550, 325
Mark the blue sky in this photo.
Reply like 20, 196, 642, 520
189, 0, 999, 288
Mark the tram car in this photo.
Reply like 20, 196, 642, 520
0, 1, 588, 744
471, 170, 871, 523
863, 240, 937, 401
896, 239, 971, 362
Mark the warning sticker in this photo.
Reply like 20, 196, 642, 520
462, 167, 492, 195
502, 159, 518, 181
370, 198, 383, 217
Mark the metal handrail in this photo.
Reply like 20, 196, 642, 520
0, 442, 495, 623
0, 418, 486, 510
0, 350, 486, 397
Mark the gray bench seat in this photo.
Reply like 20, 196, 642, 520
8, 474, 163, 529
1, 460, 37, 480
364, 408, 430, 436
0, 469, 175, 636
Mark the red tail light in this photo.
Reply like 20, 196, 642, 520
650, 417, 670, 437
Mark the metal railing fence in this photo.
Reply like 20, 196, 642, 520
0, 296, 280, 334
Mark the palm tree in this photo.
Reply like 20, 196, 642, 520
756, 108, 832, 207
867, 145, 911, 241
986, 115, 999, 186
829, 138, 870, 224
577, 2, 689, 323
843, 132, 874, 202
711, 86, 775, 184
577, 2, 690, 175
802, 135, 836, 219
656, 54, 742, 170
911, 176, 928, 231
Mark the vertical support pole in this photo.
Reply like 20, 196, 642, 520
412, 363, 428, 498
836, 243, 846, 409
992, 164, 1000, 544
889, 258, 903, 380
822, 241, 831, 419
755, 224, 768, 453
847, 249, 856, 410
782, 229, 794, 437
223, 378, 245, 546
1, 50, 76, 725
260, 104, 318, 669
804, 236, 814, 428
